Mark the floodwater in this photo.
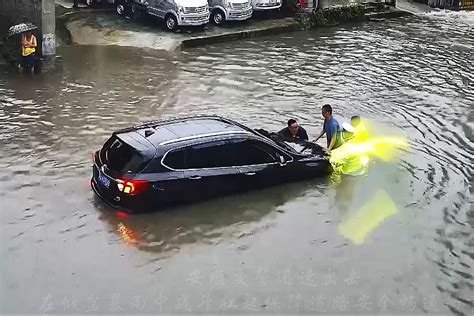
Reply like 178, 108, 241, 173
1, 11, 473, 315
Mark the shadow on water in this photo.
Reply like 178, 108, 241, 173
94, 179, 324, 255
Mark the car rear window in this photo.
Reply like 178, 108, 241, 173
101, 137, 150, 174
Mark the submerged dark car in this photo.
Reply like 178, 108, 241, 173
91, 116, 332, 212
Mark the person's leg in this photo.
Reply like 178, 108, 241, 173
19, 56, 26, 71
28, 55, 35, 74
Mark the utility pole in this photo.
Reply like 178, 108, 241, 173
41, 0, 56, 57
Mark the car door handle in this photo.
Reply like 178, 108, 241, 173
188, 175, 202, 180
152, 184, 165, 191
245, 172, 256, 176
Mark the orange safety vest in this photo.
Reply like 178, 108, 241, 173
22, 34, 37, 56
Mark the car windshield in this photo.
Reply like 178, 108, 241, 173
253, 128, 300, 153
253, 128, 321, 155
281, 141, 310, 153
102, 137, 149, 173
272, 137, 299, 152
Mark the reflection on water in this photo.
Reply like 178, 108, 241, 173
98, 181, 317, 254
1, 11, 473, 315
339, 189, 398, 245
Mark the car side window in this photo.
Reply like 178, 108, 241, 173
163, 148, 186, 169
186, 141, 230, 169
163, 139, 278, 170
184, 139, 275, 169
231, 139, 276, 166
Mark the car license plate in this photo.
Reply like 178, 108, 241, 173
98, 171, 111, 188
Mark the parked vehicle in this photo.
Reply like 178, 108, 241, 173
208, 0, 252, 25
251, 0, 281, 11
91, 116, 332, 213
115, 0, 210, 31
84, 0, 115, 7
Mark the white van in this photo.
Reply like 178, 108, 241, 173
116, 0, 210, 31
85, 0, 115, 6
208, 0, 252, 25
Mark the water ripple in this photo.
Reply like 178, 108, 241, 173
0, 12, 472, 315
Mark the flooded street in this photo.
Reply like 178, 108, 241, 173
1, 11, 473, 314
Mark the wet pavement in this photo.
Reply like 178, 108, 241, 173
396, 0, 435, 14
63, 9, 297, 51
1, 11, 473, 315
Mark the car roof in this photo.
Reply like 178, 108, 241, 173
114, 116, 253, 148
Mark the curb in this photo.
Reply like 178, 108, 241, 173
180, 21, 300, 49
366, 9, 412, 19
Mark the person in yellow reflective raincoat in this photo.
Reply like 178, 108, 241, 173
331, 116, 408, 176
332, 115, 369, 175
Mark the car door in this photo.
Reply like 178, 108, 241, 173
234, 138, 294, 190
149, 0, 165, 17
164, 140, 241, 202
142, 155, 185, 205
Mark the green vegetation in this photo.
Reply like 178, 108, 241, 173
311, 4, 367, 27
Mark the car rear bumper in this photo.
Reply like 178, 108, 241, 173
91, 177, 125, 209
91, 176, 150, 213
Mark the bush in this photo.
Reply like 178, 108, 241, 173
312, 4, 366, 26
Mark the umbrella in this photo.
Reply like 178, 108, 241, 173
8, 23, 38, 37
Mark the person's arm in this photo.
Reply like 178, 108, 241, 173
301, 127, 309, 141
278, 127, 289, 138
314, 129, 325, 142
327, 124, 338, 151
327, 134, 337, 152
31, 35, 37, 48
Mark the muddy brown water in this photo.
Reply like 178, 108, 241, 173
1, 12, 473, 314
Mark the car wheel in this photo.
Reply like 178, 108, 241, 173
165, 14, 178, 32
211, 9, 225, 25
86, 0, 94, 6
116, 2, 126, 16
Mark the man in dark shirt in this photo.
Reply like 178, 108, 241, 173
279, 119, 309, 142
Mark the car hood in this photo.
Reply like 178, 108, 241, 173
175, 0, 208, 7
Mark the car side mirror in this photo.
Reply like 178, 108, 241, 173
278, 154, 287, 166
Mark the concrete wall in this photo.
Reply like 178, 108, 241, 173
0, 0, 55, 56
0, 0, 42, 31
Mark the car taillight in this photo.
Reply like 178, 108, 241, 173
116, 179, 149, 195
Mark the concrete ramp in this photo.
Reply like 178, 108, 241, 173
396, 0, 436, 14
63, 11, 183, 51
60, 10, 298, 52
